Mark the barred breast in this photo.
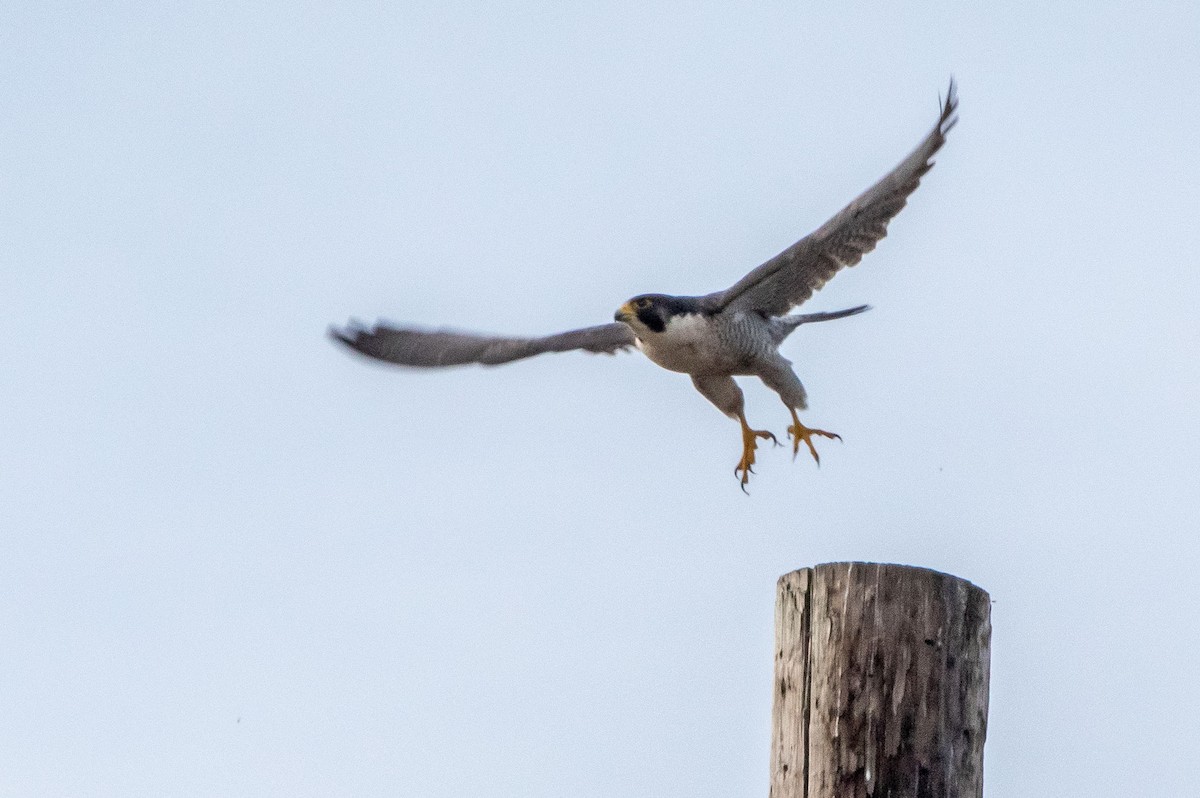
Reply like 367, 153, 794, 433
637, 311, 772, 376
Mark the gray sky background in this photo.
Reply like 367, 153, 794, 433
4, 2, 1199, 796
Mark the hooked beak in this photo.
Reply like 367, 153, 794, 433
614, 302, 634, 323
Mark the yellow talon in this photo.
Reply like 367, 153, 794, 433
735, 413, 777, 491
787, 408, 841, 465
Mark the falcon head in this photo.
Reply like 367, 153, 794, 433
614, 294, 704, 335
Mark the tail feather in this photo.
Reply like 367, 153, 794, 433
774, 304, 870, 344
785, 304, 871, 326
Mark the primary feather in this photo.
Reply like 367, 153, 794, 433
705, 79, 958, 317
330, 322, 636, 367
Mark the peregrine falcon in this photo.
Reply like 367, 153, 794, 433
332, 81, 958, 489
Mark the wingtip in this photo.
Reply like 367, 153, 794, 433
942, 76, 958, 106
328, 320, 366, 348
939, 76, 960, 132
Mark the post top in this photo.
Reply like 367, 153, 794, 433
778, 561, 989, 601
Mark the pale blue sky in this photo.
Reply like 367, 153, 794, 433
3, 2, 1199, 796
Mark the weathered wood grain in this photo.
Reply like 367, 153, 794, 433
769, 563, 990, 798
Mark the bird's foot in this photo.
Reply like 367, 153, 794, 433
735, 422, 778, 491
787, 414, 841, 465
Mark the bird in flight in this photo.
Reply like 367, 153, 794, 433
332, 81, 958, 489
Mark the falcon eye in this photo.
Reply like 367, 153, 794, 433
635, 298, 652, 309
637, 305, 665, 333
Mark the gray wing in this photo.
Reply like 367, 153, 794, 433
329, 320, 636, 367
705, 79, 958, 317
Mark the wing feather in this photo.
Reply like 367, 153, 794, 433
329, 321, 636, 367
707, 79, 958, 316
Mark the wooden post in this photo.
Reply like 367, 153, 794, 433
770, 563, 990, 798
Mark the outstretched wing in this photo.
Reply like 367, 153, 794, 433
705, 79, 958, 317
329, 320, 636, 367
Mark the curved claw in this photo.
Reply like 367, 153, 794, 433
787, 409, 841, 466
735, 414, 776, 489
